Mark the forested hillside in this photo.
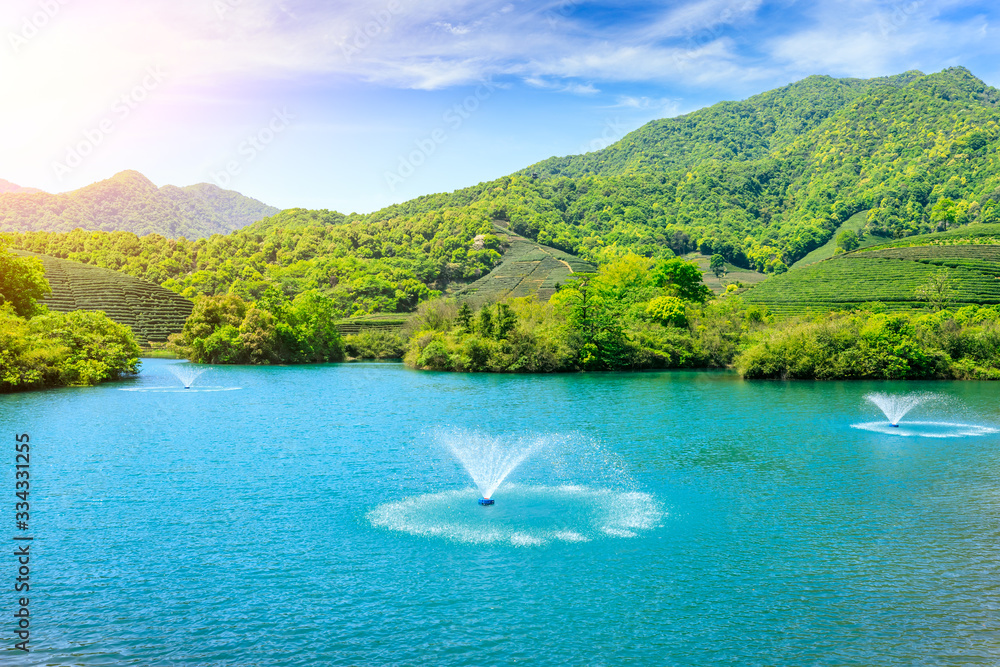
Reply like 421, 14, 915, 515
0, 170, 279, 237
5, 67, 1000, 317
277, 67, 1000, 276
5, 207, 503, 316
496, 66, 1000, 272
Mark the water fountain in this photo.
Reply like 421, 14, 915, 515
853, 392, 998, 438
168, 365, 207, 390
441, 429, 541, 505
117, 360, 240, 393
367, 429, 665, 546
865, 392, 930, 427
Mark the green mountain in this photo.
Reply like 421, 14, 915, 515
279, 66, 1000, 275
495, 66, 1000, 271
0, 170, 280, 238
524, 71, 926, 178
6, 67, 1000, 317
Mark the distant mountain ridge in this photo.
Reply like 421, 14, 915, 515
0, 170, 280, 238
521, 70, 929, 179
0, 179, 44, 195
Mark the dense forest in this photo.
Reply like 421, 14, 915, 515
404, 255, 718, 372
5, 207, 503, 316
0, 170, 279, 237
0, 179, 43, 195
400, 254, 1000, 380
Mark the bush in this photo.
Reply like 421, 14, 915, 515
345, 330, 405, 359
1, 305, 141, 391
736, 310, 955, 379
416, 339, 453, 370
175, 292, 345, 364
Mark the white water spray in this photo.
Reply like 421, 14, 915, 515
167, 365, 207, 389
439, 429, 545, 500
865, 392, 933, 426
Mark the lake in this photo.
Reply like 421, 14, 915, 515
3, 359, 1000, 665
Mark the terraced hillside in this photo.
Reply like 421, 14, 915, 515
454, 225, 596, 305
335, 314, 409, 335
742, 224, 1000, 315
13, 250, 193, 344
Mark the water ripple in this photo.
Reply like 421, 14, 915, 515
368, 484, 664, 546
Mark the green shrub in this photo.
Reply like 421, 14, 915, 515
345, 330, 405, 359
175, 291, 344, 364
1, 305, 141, 391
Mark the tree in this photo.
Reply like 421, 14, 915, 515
176, 293, 248, 350
478, 305, 494, 338
915, 270, 954, 312
598, 253, 654, 304
836, 230, 860, 252
645, 295, 688, 327
556, 272, 631, 369
651, 258, 712, 303
0, 246, 50, 317
709, 254, 727, 279
29, 309, 141, 384
456, 302, 473, 333
1, 306, 141, 391
285, 290, 345, 362
495, 303, 517, 339
930, 198, 968, 230
238, 306, 282, 364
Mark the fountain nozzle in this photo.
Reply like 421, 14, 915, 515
478, 498, 495, 506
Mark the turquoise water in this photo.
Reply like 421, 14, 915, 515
3, 359, 1000, 665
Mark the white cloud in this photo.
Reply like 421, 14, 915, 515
524, 76, 600, 94
0, 0, 772, 96
766, 1, 999, 78
639, 0, 764, 41
2, 0, 998, 129
612, 96, 683, 116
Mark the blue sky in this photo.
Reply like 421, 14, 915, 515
1, 0, 998, 213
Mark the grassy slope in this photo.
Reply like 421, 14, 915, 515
743, 224, 1000, 314
13, 250, 193, 344
331, 227, 596, 332
790, 211, 882, 267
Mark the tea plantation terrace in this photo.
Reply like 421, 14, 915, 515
742, 224, 1000, 315
13, 250, 194, 344
454, 225, 595, 306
